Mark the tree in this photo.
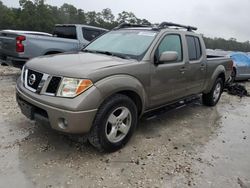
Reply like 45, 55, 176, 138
0, 1, 16, 29
101, 8, 114, 23
117, 11, 138, 24
59, 3, 78, 24
0, 0, 250, 53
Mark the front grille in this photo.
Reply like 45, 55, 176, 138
24, 68, 62, 96
26, 69, 43, 90
46, 76, 61, 94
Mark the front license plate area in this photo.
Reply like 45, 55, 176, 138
17, 95, 34, 120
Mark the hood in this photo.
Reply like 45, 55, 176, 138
26, 52, 133, 79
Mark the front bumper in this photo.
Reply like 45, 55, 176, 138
16, 86, 97, 134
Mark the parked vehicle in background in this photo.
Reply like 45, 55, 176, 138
230, 52, 250, 81
1, 30, 52, 37
16, 22, 233, 152
0, 24, 108, 67
206, 49, 231, 57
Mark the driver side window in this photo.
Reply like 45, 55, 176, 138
157, 34, 183, 62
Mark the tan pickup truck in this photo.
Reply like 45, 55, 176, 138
16, 22, 233, 152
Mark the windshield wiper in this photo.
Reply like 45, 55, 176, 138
83, 49, 128, 59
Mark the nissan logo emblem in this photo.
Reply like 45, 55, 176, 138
28, 74, 36, 85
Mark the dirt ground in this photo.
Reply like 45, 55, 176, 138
0, 65, 250, 188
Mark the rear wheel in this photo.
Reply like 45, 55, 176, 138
202, 78, 223, 106
88, 94, 137, 152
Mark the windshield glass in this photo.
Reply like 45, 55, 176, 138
84, 30, 158, 60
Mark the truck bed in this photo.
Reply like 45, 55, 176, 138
206, 56, 233, 84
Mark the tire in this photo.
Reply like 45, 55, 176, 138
202, 78, 224, 106
88, 94, 138, 152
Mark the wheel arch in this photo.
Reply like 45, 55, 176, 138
94, 75, 147, 116
116, 90, 143, 116
204, 65, 226, 93
44, 51, 63, 55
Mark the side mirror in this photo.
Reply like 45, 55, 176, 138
159, 51, 178, 63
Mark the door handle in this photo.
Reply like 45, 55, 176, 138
179, 67, 187, 74
200, 63, 206, 71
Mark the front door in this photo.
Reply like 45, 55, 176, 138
149, 34, 188, 108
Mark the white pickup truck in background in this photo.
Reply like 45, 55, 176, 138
0, 24, 108, 67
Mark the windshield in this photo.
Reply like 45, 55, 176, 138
84, 30, 158, 60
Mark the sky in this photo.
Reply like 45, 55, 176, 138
3, 0, 250, 42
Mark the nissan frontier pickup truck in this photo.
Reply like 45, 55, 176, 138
16, 22, 233, 152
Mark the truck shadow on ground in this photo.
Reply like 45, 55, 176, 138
18, 97, 221, 156
14, 94, 223, 185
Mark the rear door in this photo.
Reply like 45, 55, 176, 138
184, 35, 206, 95
150, 33, 188, 107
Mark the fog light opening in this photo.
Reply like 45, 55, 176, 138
58, 118, 68, 129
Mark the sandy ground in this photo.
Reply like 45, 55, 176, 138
0, 65, 249, 188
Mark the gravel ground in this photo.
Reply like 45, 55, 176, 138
0, 65, 249, 188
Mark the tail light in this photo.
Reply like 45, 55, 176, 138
16, 35, 26, 53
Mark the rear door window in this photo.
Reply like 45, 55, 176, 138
195, 37, 202, 59
53, 26, 77, 39
186, 36, 202, 61
82, 28, 103, 41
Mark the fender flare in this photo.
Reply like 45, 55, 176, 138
94, 75, 147, 115
43, 49, 64, 55
204, 65, 226, 93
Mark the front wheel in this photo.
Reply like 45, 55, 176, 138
88, 94, 138, 152
202, 78, 223, 106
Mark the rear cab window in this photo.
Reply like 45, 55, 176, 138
53, 26, 77, 39
186, 35, 202, 61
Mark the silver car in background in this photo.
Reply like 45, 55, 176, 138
230, 52, 250, 81
207, 49, 250, 81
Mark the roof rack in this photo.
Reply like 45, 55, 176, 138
158, 22, 197, 31
113, 23, 152, 30
113, 22, 198, 32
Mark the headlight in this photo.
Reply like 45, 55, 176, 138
57, 78, 93, 98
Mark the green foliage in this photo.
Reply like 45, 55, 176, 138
203, 37, 250, 52
0, 0, 249, 52
0, 0, 149, 32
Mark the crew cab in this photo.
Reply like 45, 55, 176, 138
0, 24, 108, 67
16, 22, 233, 152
